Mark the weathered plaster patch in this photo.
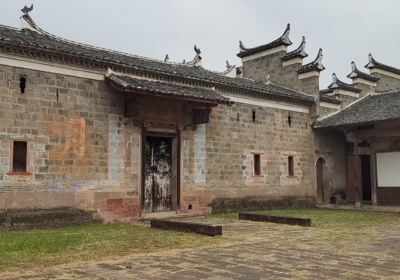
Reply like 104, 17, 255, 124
194, 124, 206, 183
108, 115, 124, 182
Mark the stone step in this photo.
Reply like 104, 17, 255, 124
140, 207, 212, 221
0, 207, 101, 230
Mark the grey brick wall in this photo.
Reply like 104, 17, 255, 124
373, 73, 400, 91
181, 101, 316, 207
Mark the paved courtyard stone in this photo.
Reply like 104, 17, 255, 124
1, 217, 400, 279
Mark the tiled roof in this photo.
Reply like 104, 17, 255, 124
297, 49, 325, 74
106, 73, 233, 105
319, 94, 342, 104
347, 61, 379, 82
237, 24, 292, 58
365, 53, 400, 76
281, 36, 308, 62
324, 73, 362, 93
315, 91, 400, 128
0, 17, 314, 105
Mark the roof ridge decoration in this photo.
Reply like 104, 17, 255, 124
160, 45, 202, 67
347, 61, 379, 82
237, 23, 292, 58
326, 73, 362, 93
196, 60, 237, 78
365, 53, 400, 76
297, 48, 325, 74
19, 7, 205, 69
188, 45, 202, 67
365, 53, 376, 68
21, 4, 33, 15
222, 60, 236, 77
281, 36, 308, 61
20, 5, 45, 34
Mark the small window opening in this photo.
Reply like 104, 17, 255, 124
13, 141, 27, 172
288, 156, 294, 176
188, 204, 193, 210
236, 112, 240, 122
252, 110, 256, 122
19, 77, 27, 94
288, 115, 292, 127
254, 154, 261, 176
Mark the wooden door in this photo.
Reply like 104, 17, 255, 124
346, 155, 359, 203
144, 136, 173, 212
360, 155, 372, 202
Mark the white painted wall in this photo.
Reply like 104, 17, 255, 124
377, 152, 400, 187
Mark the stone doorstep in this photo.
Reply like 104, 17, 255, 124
140, 207, 212, 221
97, 206, 211, 223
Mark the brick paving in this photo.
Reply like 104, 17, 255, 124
2, 217, 400, 280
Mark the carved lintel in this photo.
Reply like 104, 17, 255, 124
142, 120, 185, 131
143, 120, 151, 128
177, 123, 185, 131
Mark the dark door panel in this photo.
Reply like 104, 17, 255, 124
144, 136, 173, 212
360, 155, 372, 201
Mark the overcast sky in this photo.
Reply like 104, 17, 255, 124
1, 0, 399, 87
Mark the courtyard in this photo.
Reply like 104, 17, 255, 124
0, 209, 400, 279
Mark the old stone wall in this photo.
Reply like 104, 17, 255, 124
181, 99, 316, 209
353, 82, 374, 97
318, 105, 339, 117
313, 129, 347, 202
0, 64, 138, 210
338, 94, 359, 109
241, 51, 304, 92
373, 73, 400, 91
242, 51, 286, 82
241, 52, 321, 98
0, 63, 317, 214
300, 76, 320, 96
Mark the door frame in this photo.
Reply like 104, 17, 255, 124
141, 130, 180, 213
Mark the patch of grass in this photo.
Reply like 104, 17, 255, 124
0, 223, 222, 272
252, 208, 400, 229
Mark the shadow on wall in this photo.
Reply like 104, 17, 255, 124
208, 196, 316, 214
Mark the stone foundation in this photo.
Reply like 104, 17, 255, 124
0, 207, 100, 230
208, 196, 315, 213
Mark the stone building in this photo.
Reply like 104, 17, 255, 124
0, 8, 399, 219
315, 56, 400, 205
